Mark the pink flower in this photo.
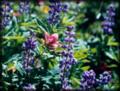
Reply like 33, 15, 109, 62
44, 32, 59, 49
37, 0, 44, 5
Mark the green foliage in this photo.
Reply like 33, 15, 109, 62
1, 1, 120, 91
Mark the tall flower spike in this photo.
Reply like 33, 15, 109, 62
102, 3, 116, 34
1, 1, 13, 27
48, 0, 67, 24
60, 26, 76, 89
23, 32, 36, 72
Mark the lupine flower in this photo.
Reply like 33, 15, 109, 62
102, 3, 116, 34
80, 70, 112, 90
98, 71, 111, 84
19, 0, 30, 14
23, 37, 36, 50
80, 70, 96, 90
1, 1, 13, 27
23, 84, 36, 91
48, 0, 67, 24
44, 32, 59, 49
60, 26, 76, 89
23, 32, 36, 71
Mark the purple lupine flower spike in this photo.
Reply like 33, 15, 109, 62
23, 32, 36, 72
23, 37, 36, 50
102, 3, 116, 34
60, 26, 76, 89
48, 0, 68, 24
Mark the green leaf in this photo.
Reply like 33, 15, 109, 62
81, 59, 90, 63
7, 62, 15, 71
48, 59, 58, 69
3, 36, 25, 41
81, 66, 90, 71
55, 81, 61, 85
108, 64, 117, 68
43, 84, 50, 89
15, 62, 25, 76
71, 77, 80, 88
42, 76, 52, 84
36, 18, 47, 33
91, 48, 97, 53
74, 50, 88, 60
4, 54, 21, 64
107, 36, 119, 46
105, 51, 118, 62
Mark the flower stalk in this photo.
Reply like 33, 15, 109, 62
60, 26, 76, 89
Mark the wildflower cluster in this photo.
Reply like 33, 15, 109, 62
80, 70, 112, 90
48, 0, 67, 24
60, 26, 76, 89
80, 70, 96, 90
102, 3, 116, 34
